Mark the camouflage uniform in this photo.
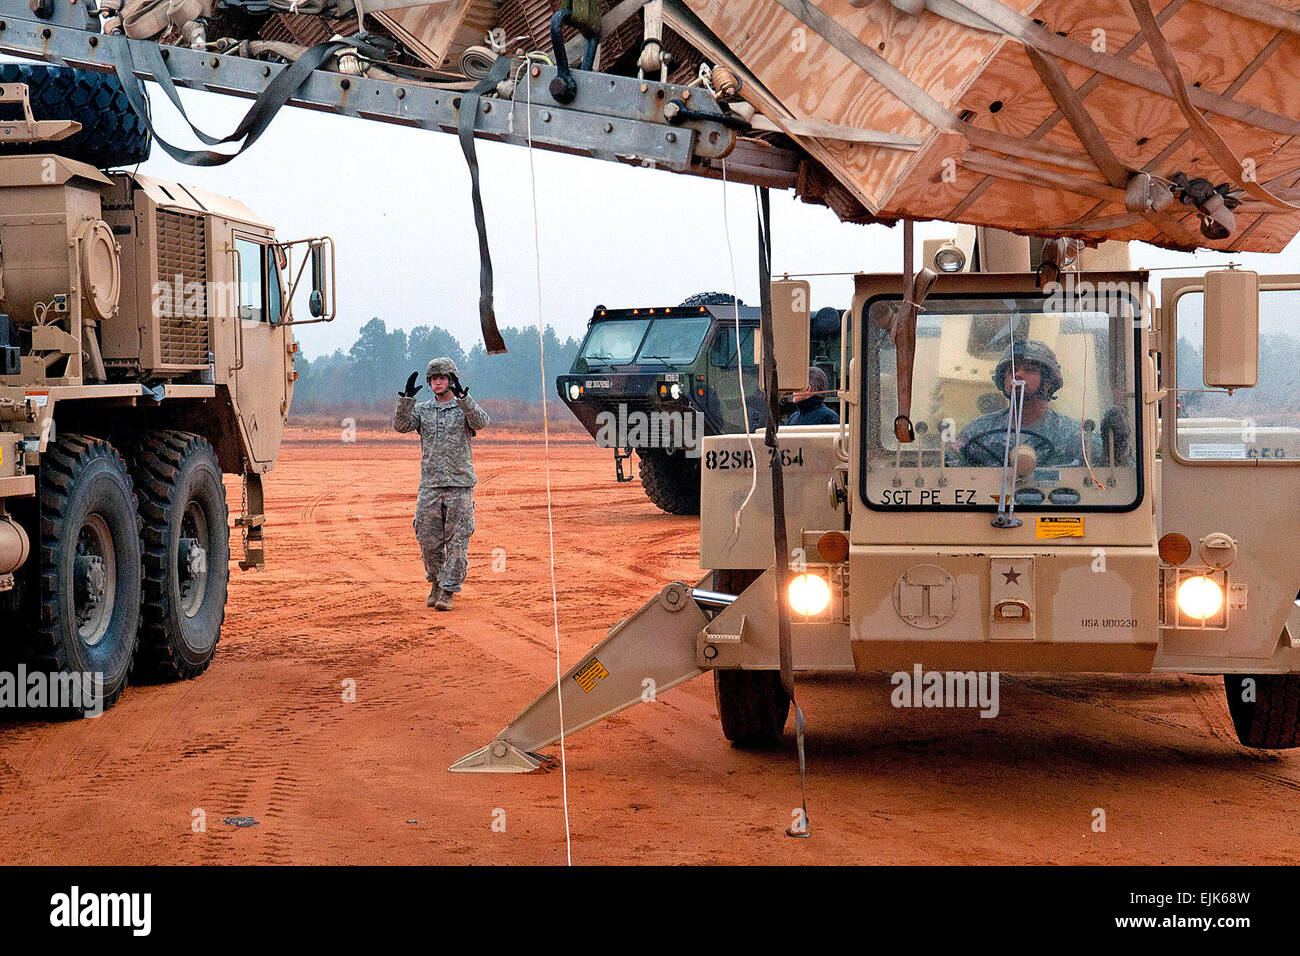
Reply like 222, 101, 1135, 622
393, 358, 490, 595
956, 406, 1103, 466
955, 339, 1104, 467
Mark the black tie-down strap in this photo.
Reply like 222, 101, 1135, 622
755, 186, 810, 837
456, 55, 512, 355
108, 33, 348, 166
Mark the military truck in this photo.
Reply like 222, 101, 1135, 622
0, 65, 333, 712
455, 241, 1300, 771
557, 292, 844, 514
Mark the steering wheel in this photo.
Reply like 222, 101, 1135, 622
959, 428, 1057, 468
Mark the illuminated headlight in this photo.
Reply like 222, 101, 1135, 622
669, 382, 682, 400
1177, 575, 1224, 620
788, 573, 831, 616
934, 244, 966, 273
567, 383, 581, 401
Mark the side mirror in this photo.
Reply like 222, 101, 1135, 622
309, 242, 328, 318
755, 279, 810, 392
1202, 269, 1258, 389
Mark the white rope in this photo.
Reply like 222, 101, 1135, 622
520, 60, 573, 865
721, 159, 760, 552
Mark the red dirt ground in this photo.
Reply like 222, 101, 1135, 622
1, 425, 1297, 864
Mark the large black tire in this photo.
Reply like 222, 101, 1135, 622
711, 569, 790, 746
31, 436, 142, 713
679, 291, 746, 307
1224, 674, 1300, 749
715, 670, 790, 746
637, 449, 700, 516
0, 64, 150, 169
131, 432, 229, 681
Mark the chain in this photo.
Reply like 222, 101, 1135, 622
239, 469, 249, 555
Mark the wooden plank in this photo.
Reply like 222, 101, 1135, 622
683, 0, 1045, 207
376, 0, 495, 70
888, 0, 1296, 247
672, 0, 1300, 249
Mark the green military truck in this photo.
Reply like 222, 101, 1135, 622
557, 292, 844, 514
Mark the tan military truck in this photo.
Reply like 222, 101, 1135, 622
454, 240, 1300, 771
0, 65, 333, 711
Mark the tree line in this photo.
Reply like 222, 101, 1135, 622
294, 318, 582, 413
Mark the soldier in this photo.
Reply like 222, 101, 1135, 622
786, 366, 839, 425
394, 357, 490, 610
954, 340, 1104, 467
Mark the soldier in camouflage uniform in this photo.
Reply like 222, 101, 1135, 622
954, 340, 1104, 467
394, 357, 490, 610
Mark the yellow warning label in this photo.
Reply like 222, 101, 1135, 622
573, 658, 609, 694
1037, 516, 1084, 538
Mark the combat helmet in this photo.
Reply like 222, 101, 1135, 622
991, 340, 1063, 399
426, 356, 461, 381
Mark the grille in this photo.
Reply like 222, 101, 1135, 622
154, 208, 210, 367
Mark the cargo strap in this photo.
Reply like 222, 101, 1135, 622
1127, 0, 1298, 211
891, 223, 937, 444
768, 0, 1096, 174
456, 54, 512, 355
1023, 46, 1202, 247
107, 33, 349, 165
755, 186, 810, 837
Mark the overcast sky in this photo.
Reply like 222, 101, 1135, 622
135, 82, 1300, 362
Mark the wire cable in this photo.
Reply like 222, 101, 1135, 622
721, 159, 761, 554
518, 60, 572, 866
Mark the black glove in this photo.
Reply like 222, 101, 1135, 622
400, 372, 422, 399
449, 373, 468, 400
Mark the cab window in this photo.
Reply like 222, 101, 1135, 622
1174, 288, 1300, 462
709, 325, 756, 367
862, 291, 1142, 512
235, 237, 283, 325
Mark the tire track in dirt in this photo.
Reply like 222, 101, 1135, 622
6, 427, 1300, 865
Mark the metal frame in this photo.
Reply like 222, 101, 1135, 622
0, 1, 802, 187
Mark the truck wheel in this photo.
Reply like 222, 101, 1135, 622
1224, 674, 1300, 749
33, 436, 142, 712
637, 450, 700, 515
132, 432, 229, 681
714, 670, 790, 746
0, 64, 150, 168
710, 569, 789, 746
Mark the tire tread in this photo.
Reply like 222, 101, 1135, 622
131, 430, 228, 681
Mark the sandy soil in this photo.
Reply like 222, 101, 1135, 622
1, 425, 1297, 864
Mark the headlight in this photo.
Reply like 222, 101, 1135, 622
669, 382, 682, 400
788, 573, 831, 616
567, 383, 580, 401
1177, 575, 1224, 620
934, 244, 966, 273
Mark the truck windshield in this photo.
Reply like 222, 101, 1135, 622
862, 292, 1142, 511
578, 319, 650, 365
635, 315, 713, 365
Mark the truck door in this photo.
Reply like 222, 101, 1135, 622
1158, 274, 1300, 666
232, 233, 289, 464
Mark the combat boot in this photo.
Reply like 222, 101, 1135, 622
427, 584, 442, 608
434, 589, 454, 612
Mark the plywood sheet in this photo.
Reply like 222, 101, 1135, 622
677, 0, 1300, 251
376, 0, 496, 70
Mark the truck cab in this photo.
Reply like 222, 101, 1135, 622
557, 294, 844, 514
455, 259, 1300, 771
